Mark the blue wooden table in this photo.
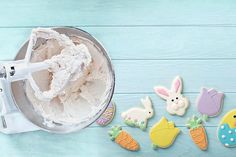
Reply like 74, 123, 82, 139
1, 0, 236, 156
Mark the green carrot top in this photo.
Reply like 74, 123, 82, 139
108, 125, 122, 140
186, 115, 208, 129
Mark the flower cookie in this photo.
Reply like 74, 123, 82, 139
154, 76, 189, 116
149, 117, 180, 149
218, 109, 236, 147
96, 101, 116, 126
186, 115, 208, 150
197, 88, 224, 117
121, 96, 154, 130
109, 125, 140, 151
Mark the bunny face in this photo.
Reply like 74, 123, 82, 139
166, 92, 189, 116
145, 108, 154, 118
154, 76, 189, 116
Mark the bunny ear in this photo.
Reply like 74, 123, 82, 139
171, 76, 182, 94
141, 96, 152, 108
154, 86, 170, 100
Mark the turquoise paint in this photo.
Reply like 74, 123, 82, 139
218, 124, 236, 147
0, 0, 236, 156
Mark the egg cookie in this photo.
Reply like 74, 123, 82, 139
109, 125, 140, 151
96, 101, 116, 126
186, 115, 208, 150
218, 109, 236, 147
149, 117, 180, 149
121, 96, 154, 130
197, 88, 224, 117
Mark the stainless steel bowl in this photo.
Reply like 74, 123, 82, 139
10, 27, 115, 133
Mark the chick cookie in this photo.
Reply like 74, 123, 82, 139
149, 117, 180, 149
218, 109, 236, 147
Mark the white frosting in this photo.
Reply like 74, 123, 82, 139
26, 28, 92, 102
25, 29, 112, 124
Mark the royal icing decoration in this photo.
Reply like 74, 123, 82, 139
186, 115, 208, 150
109, 125, 140, 151
121, 96, 154, 130
154, 76, 189, 116
96, 101, 116, 126
218, 109, 236, 147
197, 88, 224, 117
149, 117, 180, 149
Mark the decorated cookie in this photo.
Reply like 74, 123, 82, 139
217, 109, 236, 147
197, 88, 224, 117
109, 125, 140, 151
121, 96, 154, 130
154, 76, 189, 116
186, 115, 208, 150
149, 117, 180, 149
96, 101, 116, 126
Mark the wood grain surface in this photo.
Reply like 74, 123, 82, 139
0, 0, 235, 156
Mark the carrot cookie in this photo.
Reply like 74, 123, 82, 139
186, 115, 208, 150
109, 125, 140, 151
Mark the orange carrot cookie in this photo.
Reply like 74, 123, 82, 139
186, 115, 208, 150
109, 125, 140, 151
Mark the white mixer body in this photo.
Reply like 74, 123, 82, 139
0, 73, 39, 134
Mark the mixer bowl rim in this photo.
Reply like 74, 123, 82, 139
10, 26, 115, 133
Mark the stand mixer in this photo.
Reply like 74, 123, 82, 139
0, 27, 115, 134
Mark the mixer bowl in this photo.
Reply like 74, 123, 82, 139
10, 27, 115, 133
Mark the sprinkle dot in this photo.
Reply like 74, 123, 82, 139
230, 138, 234, 142
225, 143, 229, 147
221, 125, 225, 129
229, 130, 232, 134
222, 135, 226, 139
235, 129, 236, 133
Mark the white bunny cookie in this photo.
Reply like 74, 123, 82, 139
121, 96, 154, 130
154, 76, 189, 116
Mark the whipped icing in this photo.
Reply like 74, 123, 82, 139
26, 28, 91, 101
25, 28, 112, 124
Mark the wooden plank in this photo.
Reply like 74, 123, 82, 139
0, 127, 234, 157
1, 27, 236, 60
113, 60, 236, 93
92, 93, 236, 127
0, 0, 236, 27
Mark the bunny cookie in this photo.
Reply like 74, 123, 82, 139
121, 96, 154, 130
154, 76, 189, 116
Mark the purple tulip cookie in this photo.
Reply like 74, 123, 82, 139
96, 101, 116, 126
197, 88, 224, 117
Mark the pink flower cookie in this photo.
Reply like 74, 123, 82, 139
154, 76, 189, 116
